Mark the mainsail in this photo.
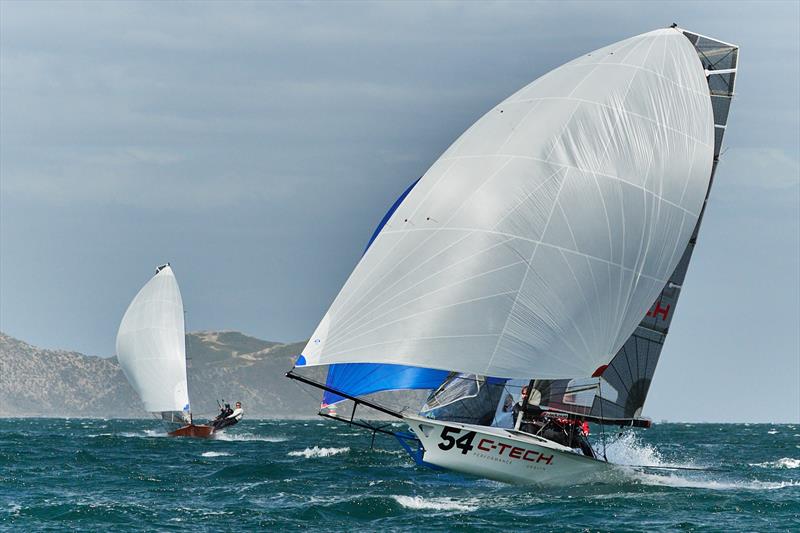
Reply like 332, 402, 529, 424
531, 30, 739, 421
298, 28, 715, 381
116, 264, 191, 423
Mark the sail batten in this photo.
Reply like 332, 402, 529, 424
300, 28, 716, 380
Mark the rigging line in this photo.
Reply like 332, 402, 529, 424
598, 375, 608, 462
622, 332, 636, 386
286, 371, 403, 419
644, 314, 655, 382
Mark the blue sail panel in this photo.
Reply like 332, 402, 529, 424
316, 178, 436, 407
364, 178, 420, 253
322, 363, 449, 407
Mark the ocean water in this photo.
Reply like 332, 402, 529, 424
1, 419, 798, 531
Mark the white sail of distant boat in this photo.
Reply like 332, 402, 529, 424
116, 264, 191, 425
288, 26, 738, 484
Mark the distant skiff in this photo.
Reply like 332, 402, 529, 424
116, 264, 216, 438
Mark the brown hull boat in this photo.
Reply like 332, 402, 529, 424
168, 424, 215, 438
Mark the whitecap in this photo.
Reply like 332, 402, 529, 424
392, 495, 478, 512
767, 429, 779, 435
604, 431, 695, 470
116, 430, 167, 438
201, 451, 232, 458
287, 446, 349, 458
214, 433, 288, 443
633, 473, 800, 491
750, 458, 800, 469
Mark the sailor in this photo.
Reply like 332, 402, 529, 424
511, 386, 529, 423
212, 402, 244, 431
214, 403, 233, 423
502, 394, 514, 413
513, 387, 546, 433
544, 415, 595, 458
228, 402, 244, 422
569, 419, 594, 458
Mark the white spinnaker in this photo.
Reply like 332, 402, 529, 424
301, 28, 714, 379
116, 265, 190, 414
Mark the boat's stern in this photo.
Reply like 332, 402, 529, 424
403, 415, 608, 485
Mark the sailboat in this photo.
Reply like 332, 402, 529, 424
116, 264, 215, 438
287, 26, 738, 483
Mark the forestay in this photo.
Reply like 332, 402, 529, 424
116, 265, 191, 417
299, 28, 715, 380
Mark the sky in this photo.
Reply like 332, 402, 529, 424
1, 1, 798, 423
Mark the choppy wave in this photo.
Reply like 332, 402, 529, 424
633, 473, 800, 491
214, 432, 288, 443
604, 430, 693, 469
750, 458, 800, 469
287, 446, 349, 458
115, 429, 168, 438
392, 495, 478, 512
4, 419, 800, 530
601, 431, 800, 491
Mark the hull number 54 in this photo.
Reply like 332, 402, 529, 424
438, 427, 477, 455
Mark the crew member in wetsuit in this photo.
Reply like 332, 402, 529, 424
513, 386, 547, 434
539, 415, 595, 458
213, 403, 233, 423
512, 386, 528, 427
513, 387, 595, 458
213, 402, 243, 431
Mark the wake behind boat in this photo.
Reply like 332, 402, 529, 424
116, 264, 244, 438
288, 26, 738, 484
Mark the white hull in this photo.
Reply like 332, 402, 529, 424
404, 414, 611, 485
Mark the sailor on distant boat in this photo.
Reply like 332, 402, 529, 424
212, 401, 243, 431
216, 402, 233, 420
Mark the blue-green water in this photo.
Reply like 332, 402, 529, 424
1, 419, 798, 531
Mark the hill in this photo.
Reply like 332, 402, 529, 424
0, 331, 326, 418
